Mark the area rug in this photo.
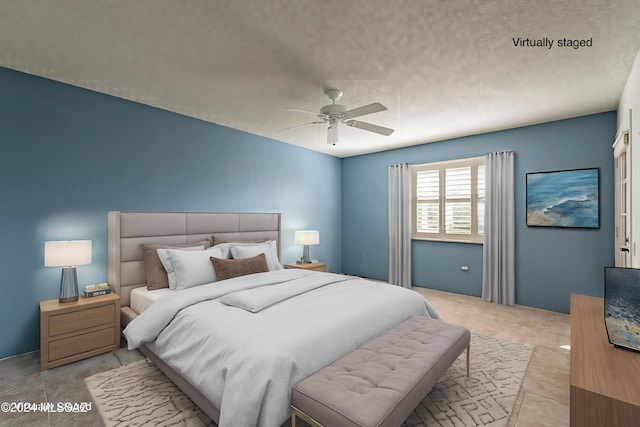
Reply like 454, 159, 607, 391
85, 333, 532, 427
401, 333, 533, 427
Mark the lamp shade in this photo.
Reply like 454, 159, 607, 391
44, 240, 92, 267
294, 230, 320, 246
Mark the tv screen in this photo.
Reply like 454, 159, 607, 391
604, 267, 640, 352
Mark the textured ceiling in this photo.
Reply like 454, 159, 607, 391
1, 1, 639, 157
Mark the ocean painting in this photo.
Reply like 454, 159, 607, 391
526, 168, 599, 228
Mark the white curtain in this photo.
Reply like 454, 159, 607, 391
388, 163, 412, 288
482, 151, 515, 304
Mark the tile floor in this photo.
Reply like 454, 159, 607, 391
0, 287, 570, 426
413, 288, 570, 427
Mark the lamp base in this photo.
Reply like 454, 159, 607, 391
300, 245, 312, 263
59, 267, 79, 303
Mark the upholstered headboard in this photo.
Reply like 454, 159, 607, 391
107, 211, 281, 320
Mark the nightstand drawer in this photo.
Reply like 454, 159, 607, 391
48, 326, 116, 361
49, 304, 115, 337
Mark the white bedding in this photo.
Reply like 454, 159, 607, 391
124, 269, 438, 427
129, 287, 173, 315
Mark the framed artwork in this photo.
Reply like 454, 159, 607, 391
526, 168, 600, 228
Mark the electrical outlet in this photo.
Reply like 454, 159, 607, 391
360, 251, 366, 260
461, 266, 469, 271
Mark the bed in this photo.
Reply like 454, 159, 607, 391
108, 211, 438, 427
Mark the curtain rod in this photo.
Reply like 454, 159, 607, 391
390, 151, 517, 168
486, 150, 517, 155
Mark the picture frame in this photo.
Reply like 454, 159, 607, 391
526, 168, 600, 229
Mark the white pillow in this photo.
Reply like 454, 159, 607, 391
230, 241, 282, 271
211, 243, 235, 259
154, 245, 205, 289
158, 246, 225, 290
213, 241, 271, 259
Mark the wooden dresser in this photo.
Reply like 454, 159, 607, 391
40, 293, 120, 370
570, 294, 640, 426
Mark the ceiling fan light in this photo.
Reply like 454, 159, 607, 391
328, 126, 338, 145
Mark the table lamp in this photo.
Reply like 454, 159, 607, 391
45, 240, 92, 303
294, 230, 319, 263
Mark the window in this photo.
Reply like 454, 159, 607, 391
411, 157, 485, 243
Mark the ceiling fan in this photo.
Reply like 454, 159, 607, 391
278, 89, 394, 145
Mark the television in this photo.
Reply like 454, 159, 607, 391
604, 267, 640, 352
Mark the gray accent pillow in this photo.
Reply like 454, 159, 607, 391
142, 241, 211, 290
210, 253, 269, 281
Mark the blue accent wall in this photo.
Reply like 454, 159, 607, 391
342, 113, 616, 314
0, 67, 342, 359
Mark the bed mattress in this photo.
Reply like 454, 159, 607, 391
129, 286, 172, 315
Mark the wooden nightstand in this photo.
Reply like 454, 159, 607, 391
40, 293, 120, 370
284, 262, 327, 272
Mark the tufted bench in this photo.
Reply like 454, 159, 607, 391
291, 316, 471, 427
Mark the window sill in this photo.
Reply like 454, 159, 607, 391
412, 237, 484, 245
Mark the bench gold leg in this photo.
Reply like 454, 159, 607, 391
466, 344, 470, 377
291, 405, 323, 427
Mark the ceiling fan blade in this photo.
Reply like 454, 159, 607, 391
347, 120, 395, 136
344, 102, 387, 119
327, 126, 338, 145
276, 121, 323, 132
285, 107, 322, 116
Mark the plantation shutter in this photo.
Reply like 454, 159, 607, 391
415, 169, 440, 234
445, 167, 472, 234
411, 156, 484, 243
